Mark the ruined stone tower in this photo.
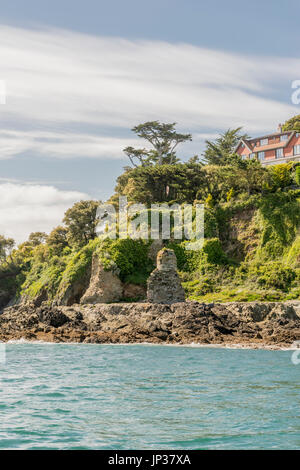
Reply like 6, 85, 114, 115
147, 248, 185, 304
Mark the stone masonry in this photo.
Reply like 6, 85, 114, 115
147, 248, 185, 304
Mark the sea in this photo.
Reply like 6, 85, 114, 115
0, 343, 299, 450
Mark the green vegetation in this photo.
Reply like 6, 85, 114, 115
63, 200, 100, 247
96, 238, 153, 283
123, 121, 192, 167
203, 127, 250, 165
295, 166, 300, 186
1, 118, 300, 306
282, 114, 300, 132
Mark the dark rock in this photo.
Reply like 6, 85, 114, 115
0, 300, 299, 347
38, 307, 69, 327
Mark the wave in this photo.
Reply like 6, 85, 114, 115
3, 337, 296, 350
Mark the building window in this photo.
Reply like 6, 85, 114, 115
260, 138, 268, 146
296, 133, 300, 138
258, 151, 265, 161
241, 154, 247, 160
294, 145, 300, 155
280, 134, 288, 142
276, 148, 283, 158
250, 153, 256, 159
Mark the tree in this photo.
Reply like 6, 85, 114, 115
47, 226, 68, 255
282, 114, 300, 132
197, 159, 267, 202
0, 235, 15, 262
63, 200, 100, 247
113, 162, 206, 205
268, 163, 294, 190
124, 121, 192, 167
27, 232, 48, 246
295, 165, 300, 186
188, 155, 201, 164
203, 128, 250, 165
123, 147, 151, 168
231, 158, 267, 195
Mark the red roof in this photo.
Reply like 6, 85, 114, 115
236, 131, 295, 153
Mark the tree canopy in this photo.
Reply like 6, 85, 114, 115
124, 121, 192, 167
47, 226, 68, 255
27, 232, 48, 246
63, 200, 100, 247
0, 235, 14, 262
203, 127, 250, 165
282, 114, 300, 132
112, 158, 273, 207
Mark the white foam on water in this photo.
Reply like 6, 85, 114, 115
2, 338, 291, 350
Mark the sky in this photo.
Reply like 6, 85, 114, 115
0, 0, 300, 242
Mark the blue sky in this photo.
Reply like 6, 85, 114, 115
2, 0, 300, 57
0, 0, 300, 241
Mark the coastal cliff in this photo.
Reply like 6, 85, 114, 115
1, 300, 300, 348
1, 160, 300, 310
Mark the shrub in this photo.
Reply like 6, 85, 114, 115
268, 163, 293, 189
23, 256, 67, 299
257, 191, 300, 259
203, 238, 227, 264
256, 262, 296, 291
97, 238, 152, 281
295, 166, 300, 186
204, 208, 219, 238
226, 188, 234, 202
57, 238, 98, 293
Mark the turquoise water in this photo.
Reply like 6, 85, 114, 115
0, 343, 299, 450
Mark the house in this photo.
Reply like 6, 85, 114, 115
235, 125, 300, 165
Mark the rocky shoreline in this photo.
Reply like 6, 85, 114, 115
1, 301, 300, 349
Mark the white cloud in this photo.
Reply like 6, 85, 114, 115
0, 183, 90, 243
0, 26, 299, 242
0, 25, 299, 160
0, 129, 135, 159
